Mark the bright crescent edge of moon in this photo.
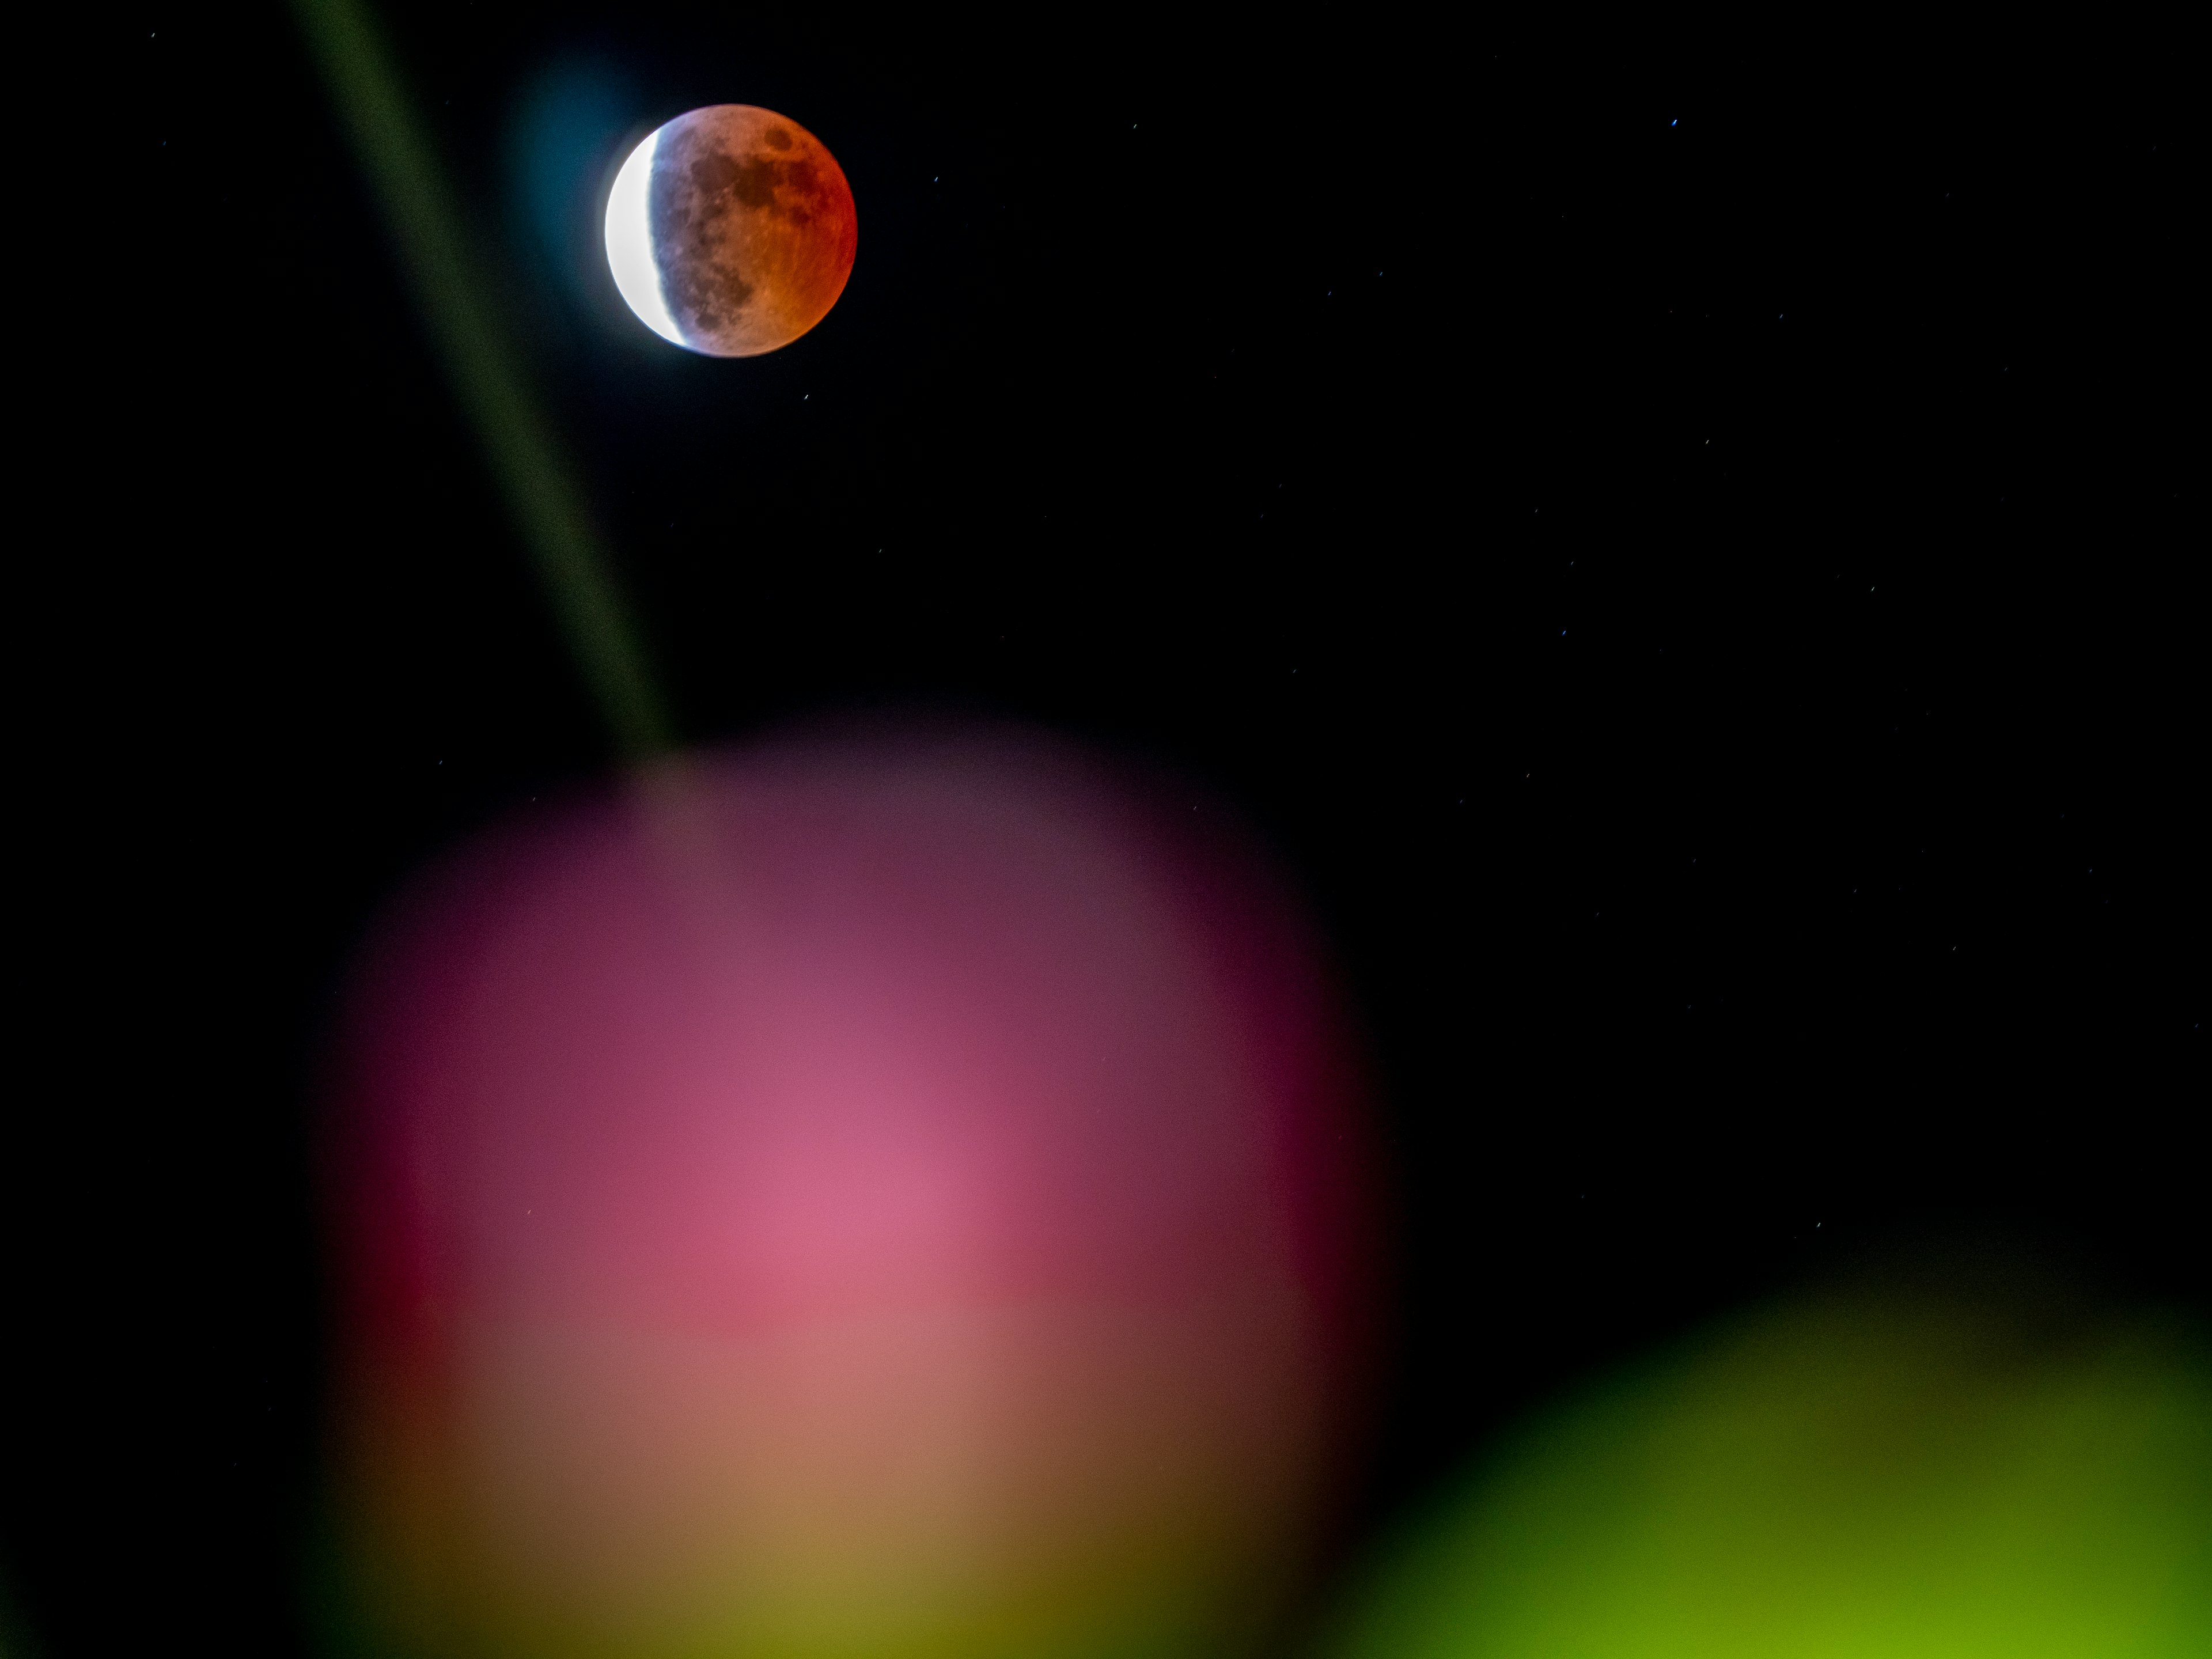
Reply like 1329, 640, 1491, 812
605, 128, 686, 348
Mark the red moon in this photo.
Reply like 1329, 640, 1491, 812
629, 105, 857, 358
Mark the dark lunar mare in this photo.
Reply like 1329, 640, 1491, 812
648, 120, 755, 340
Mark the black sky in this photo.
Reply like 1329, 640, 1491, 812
9, 11, 2199, 1654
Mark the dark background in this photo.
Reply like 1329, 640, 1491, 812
10, 9, 2198, 1653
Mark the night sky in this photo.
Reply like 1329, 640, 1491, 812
10, 12, 2198, 1654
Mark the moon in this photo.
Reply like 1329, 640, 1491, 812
605, 105, 858, 357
